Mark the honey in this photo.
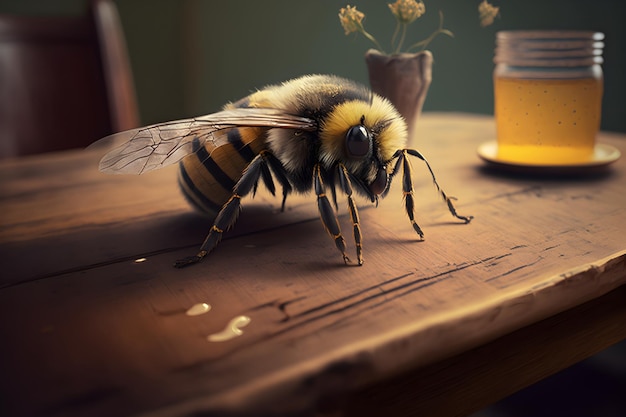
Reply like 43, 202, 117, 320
494, 77, 602, 164
493, 31, 604, 165
207, 315, 251, 342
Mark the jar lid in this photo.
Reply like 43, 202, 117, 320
494, 30, 604, 67
497, 30, 604, 41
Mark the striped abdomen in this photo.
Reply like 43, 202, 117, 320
177, 127, 267, 217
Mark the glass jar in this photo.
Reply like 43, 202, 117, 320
493, 31, 604, 164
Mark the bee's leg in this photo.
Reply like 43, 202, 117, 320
174, 153, 268, 268
398, 150, 425, 239
337, 164, 364, 265
314, 164, 351, 264
261, 151, 292, 212
405, 149, 473, 223
255, 156, 275, 197
381, 151, 403, 199
327, 167, 339, 211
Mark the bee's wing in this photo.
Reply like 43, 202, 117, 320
91, 108, 316, 174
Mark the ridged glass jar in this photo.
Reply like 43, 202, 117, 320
493, 31, 604, 164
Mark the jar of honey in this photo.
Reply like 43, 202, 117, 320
493, 31, 604, 165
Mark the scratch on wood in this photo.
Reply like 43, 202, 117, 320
270, 255, 509, 336
278, 272, 415, 324
249, 296, 308, 322
570, 194, 595, 201
477, 253, 513, 268
277, 297, 307, 321
484, 256, 544, 283
0, 245, 188, 289
169, 251, 536, 373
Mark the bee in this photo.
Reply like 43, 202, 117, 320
95, 74, 472, 267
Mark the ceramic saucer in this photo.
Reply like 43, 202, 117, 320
477, 141, 621, 174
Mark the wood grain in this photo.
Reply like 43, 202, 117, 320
341, 284, 626, 417
0, 113, 624, 417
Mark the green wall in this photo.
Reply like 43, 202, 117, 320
2, 0, 625, 132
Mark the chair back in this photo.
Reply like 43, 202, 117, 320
0, 0, 139, 158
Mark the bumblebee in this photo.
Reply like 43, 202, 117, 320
96, 74, 472, 267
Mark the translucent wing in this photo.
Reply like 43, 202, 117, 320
91, 108, 317, 174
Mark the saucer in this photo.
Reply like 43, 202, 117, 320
477, 141, 621, 174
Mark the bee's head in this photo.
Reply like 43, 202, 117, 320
343, 116, 389, 197
320, 97, 407, 199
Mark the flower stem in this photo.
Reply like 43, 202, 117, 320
358, 24, 384, 53
391, 21, 400, 52
407, 10, 453, 52
394, 23, 407, 54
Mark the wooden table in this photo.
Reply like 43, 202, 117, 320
1, 113, 625, 417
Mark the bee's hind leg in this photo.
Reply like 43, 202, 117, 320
174, 153, 274, 268
260, 151, 292, 212
314, 164, 351, 265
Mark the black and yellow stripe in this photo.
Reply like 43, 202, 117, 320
177, 126, 267, 217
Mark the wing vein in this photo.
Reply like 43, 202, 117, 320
92, 108, 316, 175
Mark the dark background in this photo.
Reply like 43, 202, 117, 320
2, 0, 625, 133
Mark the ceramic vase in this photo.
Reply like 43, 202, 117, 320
365, 49, 433, 142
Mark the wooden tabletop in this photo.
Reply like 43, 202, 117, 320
1, 113, 625, 417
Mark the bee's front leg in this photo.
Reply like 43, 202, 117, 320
314, 164, 351, 265
337, 164, 364, 265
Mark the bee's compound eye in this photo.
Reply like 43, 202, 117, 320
369, 167, 388, 196
345, 125, 371, 158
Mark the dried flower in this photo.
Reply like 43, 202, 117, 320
339, 1, 500, 55
338, 5, 383, 51
388, 0, 425, 25
478, 0, 500, 27
338, 5, 365, 35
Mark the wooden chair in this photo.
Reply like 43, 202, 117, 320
0, 0, 139, 158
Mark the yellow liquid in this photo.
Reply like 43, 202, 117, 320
185, 302, 211, 316
494, 77, 602, 164
207, 315, 251, 342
